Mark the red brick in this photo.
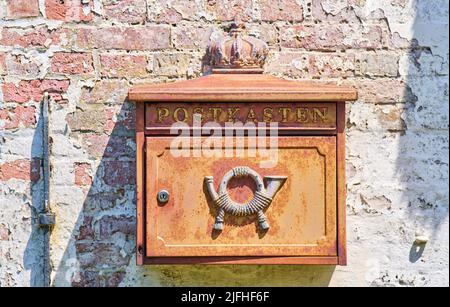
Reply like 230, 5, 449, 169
100, 54, 148, 78
104, 107, 116, 133
304, 54, 355, 78
71, 270, 129, 288
0, 224, 10, 241
74, 162, 92, 186
376, 105, 407, 132
83, 190, 125, 212
2, 82, 40, 103
81, 133, 135, 158
149, 0, 255, 23
71, 270, 101, 287
105, 271, 126, 288
343, 79, 417, 104
153, 53, 194, 77
71, 270, 125, 287
51, 52, 94, 75
0, 27, 47, 48
68, 105, 134, 137
81, 133, 104, 157
80, 134, 109, 157
355, 51, 400, 77
267, 52, 355, 78
2, 53, 41, 78
280, 24, 386, 50
248, 23, 278, 46
40, 79, 68, 90
6, 0, 40, 19
103, 0, 147, 24
103, 105, 135, 133
311, 0, 361, 23
0, 26, 70, 49
172, 25, 214, 49
75, 26, 170, 50
389, 32, 415, 49
66, 109, 106, 133
0, 53, 6, 75
154, 8, 183, 23
103, 135, 136, 158
103, 161, 135, 186
80, 80, 129, 104
76, 216, 94, 240
99, 215, 135, 239
2, 80, 70, 103
259, 0, 304, 21
148, 0, 196, 23
0, 159, 40, 182
116, 108, 135, 131
45, 0, 93, 22
0, 106, 36, 129
205, 0, 254, 21
76, 242, 130, 268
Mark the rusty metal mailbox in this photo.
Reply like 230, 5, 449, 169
129, 23, 357, 265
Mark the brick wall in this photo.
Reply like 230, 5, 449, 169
0, 0, 448, 287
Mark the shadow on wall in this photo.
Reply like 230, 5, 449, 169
397, 6, 449, 265
342, 3, 448, 287
24, 104, 45, 287
48, 99, 336, 287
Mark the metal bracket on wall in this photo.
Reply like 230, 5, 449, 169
39, 92, 56, 228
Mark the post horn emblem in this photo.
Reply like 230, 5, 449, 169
205, 166, 287, 231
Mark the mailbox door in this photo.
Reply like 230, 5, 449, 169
146, 136, 337, 257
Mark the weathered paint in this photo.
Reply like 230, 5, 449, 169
0, 0, 448, 287
145, 136, 337, 258
145, 101, 338, 131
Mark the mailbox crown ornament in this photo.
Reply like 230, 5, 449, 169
207, 21, 269, 74
205, 167, 287, 231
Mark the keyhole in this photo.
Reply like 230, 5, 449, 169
157, 190, 170, 204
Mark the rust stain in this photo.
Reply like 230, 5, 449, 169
145, 137, 337, 257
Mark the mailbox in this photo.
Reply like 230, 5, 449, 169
129, 22, 357, 265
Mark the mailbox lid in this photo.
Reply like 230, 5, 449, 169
145, 136, 337, 257
130, 74, 358, 102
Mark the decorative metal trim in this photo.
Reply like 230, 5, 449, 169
205, 166, 287, 231
206, 20, 269, 73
